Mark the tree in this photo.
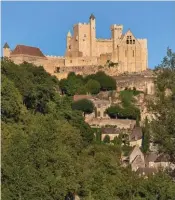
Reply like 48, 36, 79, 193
103, 135, 110, 143
1, 75, 25, 122
71, 99, 94, 117
148, 48, 175, 163
85, 79, 100, 94
142, 117, 150, 153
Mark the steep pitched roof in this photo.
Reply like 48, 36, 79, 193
101, 127, 120, 134
3, 42, 10, 48
145, 152, 158, 162
11, 45, 45, 57
130, 127, 142, 141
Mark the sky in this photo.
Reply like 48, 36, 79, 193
1, 1, 175, 69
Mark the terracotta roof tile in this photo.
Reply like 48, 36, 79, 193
11, 45, 45, 57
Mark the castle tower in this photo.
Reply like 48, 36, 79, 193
89, 14, 96, 56
111, 24, 123, 51
66, 31, 72, 52
3, 42, 11, 58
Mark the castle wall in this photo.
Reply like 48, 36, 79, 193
96, 39, 113, 57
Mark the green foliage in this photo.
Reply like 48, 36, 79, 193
72, 99, 94, 116
103, 135, 110, 143
1, 75, 25, 122
142, 117, 150, 153
59, 73, 85, 96
2, 57, 175, 199
120, 89, 142, 107
2, 59, 59, 113
106, 105, 140, 120
149, 48, 175, 162
85, 79, 101, 94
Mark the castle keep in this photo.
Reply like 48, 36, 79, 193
3, 14, 148, 79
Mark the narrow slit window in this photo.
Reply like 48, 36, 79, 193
133, 50, 134, 57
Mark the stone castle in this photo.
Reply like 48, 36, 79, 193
3, 14, 148, 79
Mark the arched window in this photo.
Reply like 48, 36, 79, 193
126, 40, 129, 44
130, 40, 132, 44
133, 40, 135, 44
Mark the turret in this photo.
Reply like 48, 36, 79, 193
111, 24, 123, 50
66, 31, 72, 51
89, 14, 96, 56
3, 42, 11, 58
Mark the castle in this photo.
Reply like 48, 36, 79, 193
3, 14, 148, 79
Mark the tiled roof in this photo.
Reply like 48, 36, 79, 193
145, 152, 158, 163
101, 127, 120, 134
130, 127, 142, 141
11, 45, 45, 57
73, 95, 92, 102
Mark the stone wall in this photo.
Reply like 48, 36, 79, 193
88, 119, 136, 129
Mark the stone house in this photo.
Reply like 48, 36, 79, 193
145, 152, 158, 168
129, 146, 145, 171
101, 127, 120, 141
129, 126, 143, 147
153, 154, 175, 170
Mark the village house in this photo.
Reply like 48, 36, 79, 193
129, 126, 143, 147
101, 127, 120, 141
129, 146, 145, 171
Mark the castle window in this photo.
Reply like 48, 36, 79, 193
69, 45, 71, 50
133, 40, 135, 44
127, 36, 129, 39
130, 40, 132, 44
130, 36, 132, 39
133, 50, 135, 57
126, 40, 129, 44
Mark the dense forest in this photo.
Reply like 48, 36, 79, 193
1, 48, 175, 200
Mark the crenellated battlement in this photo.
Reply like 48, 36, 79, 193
46, 55, 65, 59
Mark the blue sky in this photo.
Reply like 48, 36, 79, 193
1, 1, 175, 69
